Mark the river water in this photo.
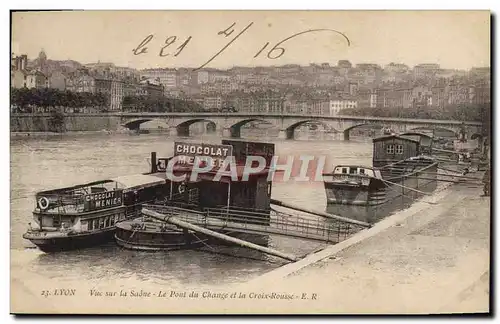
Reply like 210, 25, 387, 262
10, 130, 394, 288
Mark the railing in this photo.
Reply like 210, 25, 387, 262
142, 204, 365, 243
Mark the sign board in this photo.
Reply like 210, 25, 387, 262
84, 189, 123, 212
222, 140, 275, 167
174, 142, 233, 168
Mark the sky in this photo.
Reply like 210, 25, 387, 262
11, 10, 491, 70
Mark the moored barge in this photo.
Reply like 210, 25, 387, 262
323, 134, 439, 223
23, 173, 173, 252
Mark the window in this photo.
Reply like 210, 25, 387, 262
359, 169, 365, 174
386, 144, 395, 154
349, 168, 356, 174
88, 220, 93, 230
341, 167, 348, 174
396, 145, 404, 154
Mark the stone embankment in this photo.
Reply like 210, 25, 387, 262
243, 175, 490, 314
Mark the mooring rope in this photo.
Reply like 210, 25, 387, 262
381, 178, 431, 196
191, 232, 216, 251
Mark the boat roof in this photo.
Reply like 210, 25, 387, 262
400, 132, 434, 139
334, 165, 377, 170
37, 179, 115, 195
372, 134, 420, 144
111, 174, 166, 189
221, 138, 275, 145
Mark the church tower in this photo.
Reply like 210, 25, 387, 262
38, 48, 47, 74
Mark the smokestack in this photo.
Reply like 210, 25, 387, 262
151, 152, 157, 173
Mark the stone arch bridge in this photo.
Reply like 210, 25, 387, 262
10, 112, 483, 141
120, 112, 483, 140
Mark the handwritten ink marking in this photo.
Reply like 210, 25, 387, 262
159, 36, 178, 57
265, 29, 351, 59
132, 34, 154, 55
132, 26, 350, 68
194, 22, 254, 71
174, 36, 193, 57
218, 22, 236, 37
253, 42, 270, 58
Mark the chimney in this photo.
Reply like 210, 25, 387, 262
13, 57, 20, 70
20, 55, 27, 70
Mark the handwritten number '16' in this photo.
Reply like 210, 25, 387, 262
254, 29, 351, 60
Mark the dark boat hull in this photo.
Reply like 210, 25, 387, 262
324, 161, 438, 223
22, 228, 115, 253
114, 234, 208, 251
114, 218, 270, 251
115, 220, 210, 251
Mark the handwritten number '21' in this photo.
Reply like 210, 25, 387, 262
133, 34, 193, 57
132, 22, 351, 71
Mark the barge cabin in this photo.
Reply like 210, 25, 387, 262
23, 173, 171, 252
157, 140, 275, 214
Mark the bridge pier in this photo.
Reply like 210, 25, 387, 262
176, 126, 190, 137
165, 126, 178, 137
230, 127, 241, 138
278, 129, 294, 140
343, 130, 350, 141
219, 126, 242, 138
222, 127, 233, 138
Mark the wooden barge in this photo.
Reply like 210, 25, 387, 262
323, 134, 439, 223
114, 140, 276, 251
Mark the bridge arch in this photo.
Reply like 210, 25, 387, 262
227, 118, 268, 138
471, 133, 483, 141
122, 118, 154, 130
175, 118, 218, 137
282, 120, 338, 140
409, 126, 458, 138
342, 123, 373, 141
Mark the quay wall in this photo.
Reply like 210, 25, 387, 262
10, 115, 122, 132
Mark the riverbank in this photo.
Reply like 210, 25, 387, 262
11, 130, 123, 138
241, 176, 490, 314
10, 129, 172, 139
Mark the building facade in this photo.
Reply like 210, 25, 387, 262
26, 70, 48, 89
329, 97, 358, 116
48, 71, 67, 90
140, 69, 177, 89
